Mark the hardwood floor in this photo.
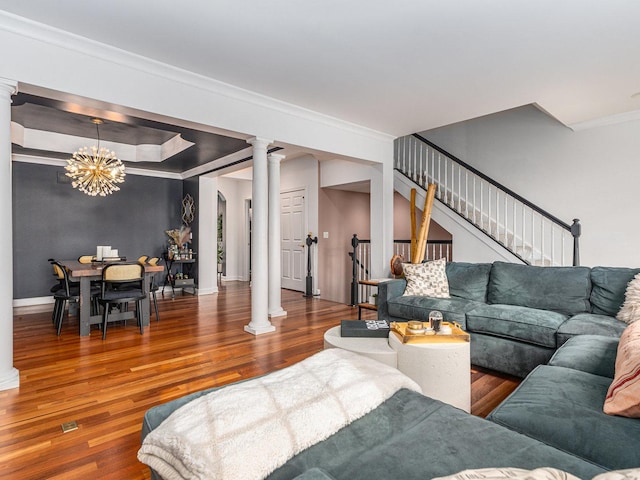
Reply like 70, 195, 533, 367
1, 282, 519, 479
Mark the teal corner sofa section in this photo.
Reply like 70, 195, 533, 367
377, 261, 635, 377
488, 334, 640, 472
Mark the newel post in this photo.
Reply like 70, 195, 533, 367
571, 219, 581, 266
350, 234, 359, 306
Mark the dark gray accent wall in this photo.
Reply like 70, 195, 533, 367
13, 162, 183, 298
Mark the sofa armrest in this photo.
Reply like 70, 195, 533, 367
377, 279, 406, 320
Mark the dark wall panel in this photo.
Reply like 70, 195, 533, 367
13, 162, 183, 298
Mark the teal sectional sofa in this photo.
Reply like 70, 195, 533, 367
140, 334, 638, 479
487, 335, 640, 472
377, 261, 635, 377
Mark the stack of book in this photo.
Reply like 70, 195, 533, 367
340, 319, 390, 338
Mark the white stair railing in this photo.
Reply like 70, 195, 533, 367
395, 134, 581, 266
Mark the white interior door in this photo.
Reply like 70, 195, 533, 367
281, 189, 306, 291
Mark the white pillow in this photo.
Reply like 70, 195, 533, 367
617, 273, 640, 325
402, 257, 450, 298
432, 467, 580, 480
592, 469, 640, 480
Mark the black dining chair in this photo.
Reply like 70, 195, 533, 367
97, 262, 147, 340
51, 260, 100, 335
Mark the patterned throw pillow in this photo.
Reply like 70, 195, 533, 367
617, 273, 640, 324
604, 320, 640, 418
402, 257, 450, 298
593, 469, 640, 480
432, 467, 579, 480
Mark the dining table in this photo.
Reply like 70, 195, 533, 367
58, 260, 165, 336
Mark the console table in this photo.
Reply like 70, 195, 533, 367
162, 255, 196, 297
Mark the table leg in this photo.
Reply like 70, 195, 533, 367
141, 273, 151, 327
79, 277, 91, 336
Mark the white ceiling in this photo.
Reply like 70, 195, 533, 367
1, 0, 640, 136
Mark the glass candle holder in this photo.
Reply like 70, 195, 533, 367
429, 310, 443, 332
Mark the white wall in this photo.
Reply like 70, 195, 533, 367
0, 13, 394, 165
218, 156, 320, 285
423, 105, 640, 268
218, 177, 252, 281
281, 155, 319, 239
280, 155, 320, 293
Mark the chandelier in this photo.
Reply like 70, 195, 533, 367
65, 118, 126, 197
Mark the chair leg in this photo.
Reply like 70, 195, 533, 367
52, 299, 60, 326
56, 299, 67, 336
137, 300, 144, 335
102, 302, 110, 340
152, 291, 159, 321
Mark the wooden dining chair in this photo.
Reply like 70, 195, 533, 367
78, 255, 94, 264
97, 262, 147, 340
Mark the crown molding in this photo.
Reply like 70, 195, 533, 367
12, 153, 183, 179
0, 11, 395, 145
568, 109, 640, 131
10, 122, 194, 162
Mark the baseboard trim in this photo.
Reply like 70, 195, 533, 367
13, 296, 54, 307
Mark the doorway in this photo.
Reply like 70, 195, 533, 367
280, 188, 306, 291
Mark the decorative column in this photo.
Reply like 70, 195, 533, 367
268, 153, 287, 318
370, 159, 394, 278
0, 78, 19, 391
244, 137, 276, 335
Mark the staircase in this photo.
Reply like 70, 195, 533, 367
395, 134, 581, 266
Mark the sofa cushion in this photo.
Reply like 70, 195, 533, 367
556, 313, 627, 347
271, 389, 606, 480
402, 258, 450, 297
293, 468, 337, 480
387, 296, 478, 328
466, 304, 568, 348
487, 262, 591, 316
487, 365, 640, 471
446, 262, 492, 302
590, 266, 640, 316
471, 333, 555, 378
548, 335, 619, 378
604, 321, 640, 418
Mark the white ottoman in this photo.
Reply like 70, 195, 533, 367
323, 326, 397, 368
388, 332, 471, 412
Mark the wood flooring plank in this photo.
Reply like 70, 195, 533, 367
2, 281, 519, 479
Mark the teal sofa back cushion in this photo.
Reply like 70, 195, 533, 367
445, 262, 492, 302
487, 262, 591, 316
590, 266, 640, 316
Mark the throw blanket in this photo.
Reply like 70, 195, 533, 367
138, 348, 421, 480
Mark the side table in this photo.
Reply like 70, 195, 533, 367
323, 326, 397, 368
388, 332, 471, 412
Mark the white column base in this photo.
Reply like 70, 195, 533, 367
0, 367, 19, 391
244, 323, 277, 335
268, 308, 287, 318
